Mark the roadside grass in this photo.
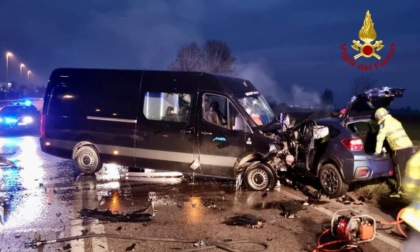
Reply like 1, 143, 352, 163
352, 179, 411, 217
393, 112, 420, 145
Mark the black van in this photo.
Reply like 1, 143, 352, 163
40, 68, 277, 190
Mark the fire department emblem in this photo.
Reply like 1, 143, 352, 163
351, 10, 384, 60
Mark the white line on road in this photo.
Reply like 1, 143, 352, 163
91, 222, 109, 252
70, 219, 85, 251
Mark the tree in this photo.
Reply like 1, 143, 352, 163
169, 39, 235, 75
168, 42, 203, 72
321, 89, 334, 108
352, 75, 377, 95
202, 40, 235, 74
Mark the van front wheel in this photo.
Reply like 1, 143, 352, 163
74, 146, 103, 174
244, 163, 274, 191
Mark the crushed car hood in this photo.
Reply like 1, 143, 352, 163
343, 87, 404, 120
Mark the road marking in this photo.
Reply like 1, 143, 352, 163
70, 219, 85, 251
280, 189, 402, 249
91, 223, 109, 252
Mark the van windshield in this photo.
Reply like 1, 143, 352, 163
237, 95, 274, 126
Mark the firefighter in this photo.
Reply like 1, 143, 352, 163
374, 107, 413, 196
401, 150, 420, 251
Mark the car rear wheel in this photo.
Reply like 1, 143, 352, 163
244, 163, 275, 191
74, 146, 103, 174
319, 163, 349, 198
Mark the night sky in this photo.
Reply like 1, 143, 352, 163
1, 0, 419, 109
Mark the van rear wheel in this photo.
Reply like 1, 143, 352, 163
74, 146, 103, 174
319, 163, 348, 198
244, 163, 274, 191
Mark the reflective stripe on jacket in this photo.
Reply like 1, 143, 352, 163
375, 114, 412, 153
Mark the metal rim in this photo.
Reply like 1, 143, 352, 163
77, 148, 98, 173
248, 168, 269, 190
320, 168, 339, 194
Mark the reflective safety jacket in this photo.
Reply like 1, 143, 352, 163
401, 151, 420, 232
375, 114, 413, 153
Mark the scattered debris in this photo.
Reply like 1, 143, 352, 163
194, 240, 212, 247
116, 226, 122, 231
279, 200, 306, 219
223, 214, 265, 228
79, 208, 152, 222
125, 243, 136, 251
63, 244, 71, 250
336, 194, 363, 206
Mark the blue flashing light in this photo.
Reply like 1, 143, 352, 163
5, 117, 18, 124
24, 100, 32, 106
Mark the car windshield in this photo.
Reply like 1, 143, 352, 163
236, 94, 274, 126
1, 106, 31, 114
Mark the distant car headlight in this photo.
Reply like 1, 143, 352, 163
22, 116, 34, 124
5, 117, 18, 124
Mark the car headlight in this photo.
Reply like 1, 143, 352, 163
5, 117, 18, 124
22, 116, 34, 124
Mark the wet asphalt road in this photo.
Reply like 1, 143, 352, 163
0, 133, 404, 252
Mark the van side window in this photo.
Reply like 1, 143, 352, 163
202, 94, 249, 132
202, 94, 227, 127
229, 102, 249, 132
143, 92, 191, 123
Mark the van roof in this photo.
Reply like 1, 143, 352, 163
49, 68, 260, 97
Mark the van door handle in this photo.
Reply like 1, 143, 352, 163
201, 131, 212, 136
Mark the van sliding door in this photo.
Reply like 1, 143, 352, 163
135, 72, 198, 173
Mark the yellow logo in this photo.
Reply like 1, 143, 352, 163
340, 10, 396, 71
351, 10, 384, 60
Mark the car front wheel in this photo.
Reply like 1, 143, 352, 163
74, 146, 103, 174
319, 163, 349, 198
244, 163, 275, 191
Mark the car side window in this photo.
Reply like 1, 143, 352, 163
143, 92, 191, 123
328, 126, 340, 138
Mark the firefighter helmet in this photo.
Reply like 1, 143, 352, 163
375, 107, 388, 121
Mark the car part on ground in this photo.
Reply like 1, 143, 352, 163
79, 208, 152, 222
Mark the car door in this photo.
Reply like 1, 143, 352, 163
134, 72, 198, 172
197, 93, 251, 178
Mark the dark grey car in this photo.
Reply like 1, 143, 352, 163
265, 86, 403, 198
313, 87, 403, 197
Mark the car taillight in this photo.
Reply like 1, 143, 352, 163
341, 138, 364, 151
40, 115, 46, 137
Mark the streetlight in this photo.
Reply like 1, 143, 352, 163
20, 63, 25, 76
5, 51, 13, 84
27, 70, 32, 80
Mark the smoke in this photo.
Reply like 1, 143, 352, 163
235, 60, 286, 102
235, 60, 321, 108
290, 84, 321, 107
